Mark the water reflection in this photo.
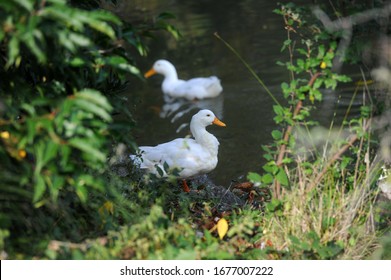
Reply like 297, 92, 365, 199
160, 94, 224, 130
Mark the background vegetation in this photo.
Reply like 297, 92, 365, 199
0, 0, 389, 259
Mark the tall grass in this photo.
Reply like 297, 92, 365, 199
258, 79, 383, 259
262, 145, 380, 259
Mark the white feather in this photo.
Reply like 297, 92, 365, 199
145, 59, 223, 100
130, 109, 225, 178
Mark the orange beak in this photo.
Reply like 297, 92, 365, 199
212, 117, 226, 127
144, 68, 157, 78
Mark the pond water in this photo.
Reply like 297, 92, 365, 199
122, 0, 366, 186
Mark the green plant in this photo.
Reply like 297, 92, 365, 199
0, 0, 179, 258
258, 3, 381, 260
217, 2, 383, 259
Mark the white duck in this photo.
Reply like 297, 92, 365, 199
131, 109, 226, 191
144, 59, 223, 100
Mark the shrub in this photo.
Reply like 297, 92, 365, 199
0, 0, 177, 257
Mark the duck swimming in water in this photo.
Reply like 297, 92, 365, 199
144, 59, 223, 101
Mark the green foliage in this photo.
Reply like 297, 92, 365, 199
42, 202, 267, 260
371, 231, 391, 260
258, 3, 358, 191
246, 2, 384, 259
0, 0, 181, 258
287, 232, 343, 260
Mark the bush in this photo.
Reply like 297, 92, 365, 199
252, 3, 385, 259
0, 0, 178, 257
218, 2, 387, 259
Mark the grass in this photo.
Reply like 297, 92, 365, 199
259, 85, 385, 259
262, 156, 380, 259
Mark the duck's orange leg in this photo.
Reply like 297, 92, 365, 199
182, 179, 190, 192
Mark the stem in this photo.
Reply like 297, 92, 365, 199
274, 72, 322, 198
214, 32, 281, 107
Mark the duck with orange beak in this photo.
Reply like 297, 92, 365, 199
144, 59, 223, 101
130, 109, 226, 192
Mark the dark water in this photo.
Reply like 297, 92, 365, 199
123, 0, 365, 186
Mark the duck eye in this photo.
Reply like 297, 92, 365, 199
206, 114, 210, 117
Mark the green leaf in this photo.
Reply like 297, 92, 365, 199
271, 129, 282, 140
60, 145, 72, 169
89, 10, 122, 25
7, 36, 20, 67
116, 63, 140, 75
360, 105, 372, 118
68, 32, 92, 47
156, 165, 164, 177
74, 98, 112, 121
69, 57, 86, 67
107, 56, 140, 75
86, 18, 116, 39
317, 45, 325, 59
26, 119, 37, 143
324, 78, 337, 90
273, 105, 284, 116
165, 24, 181, 40
34, 141, 45, 175
23, 32, 46, 63
76, 184, 88, 203
263, 163, 278, 174
42, 141, 59, 166
78, 174, 104, 191
281, 82, 289, 90
69, 138, 106, 162
76, 89, 113, 111
46, 0, 67, 4
58, 32, 76, 52
163, 161, 170, 173
262, 173, 274, 184
297, 48, 307, 55
50, 176, 65, 201
289, 234, 301, 246
247, 172, 262, 183
313, 78, 323, 89
335, 74, 351, 82
13, 0, 34, 11
41, 7, 83, 31
33, 175, 46, 203
266, 198, 282, 212
275, 167, 289, 186
296, 58, 305, 69
281, 39, 291, 52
